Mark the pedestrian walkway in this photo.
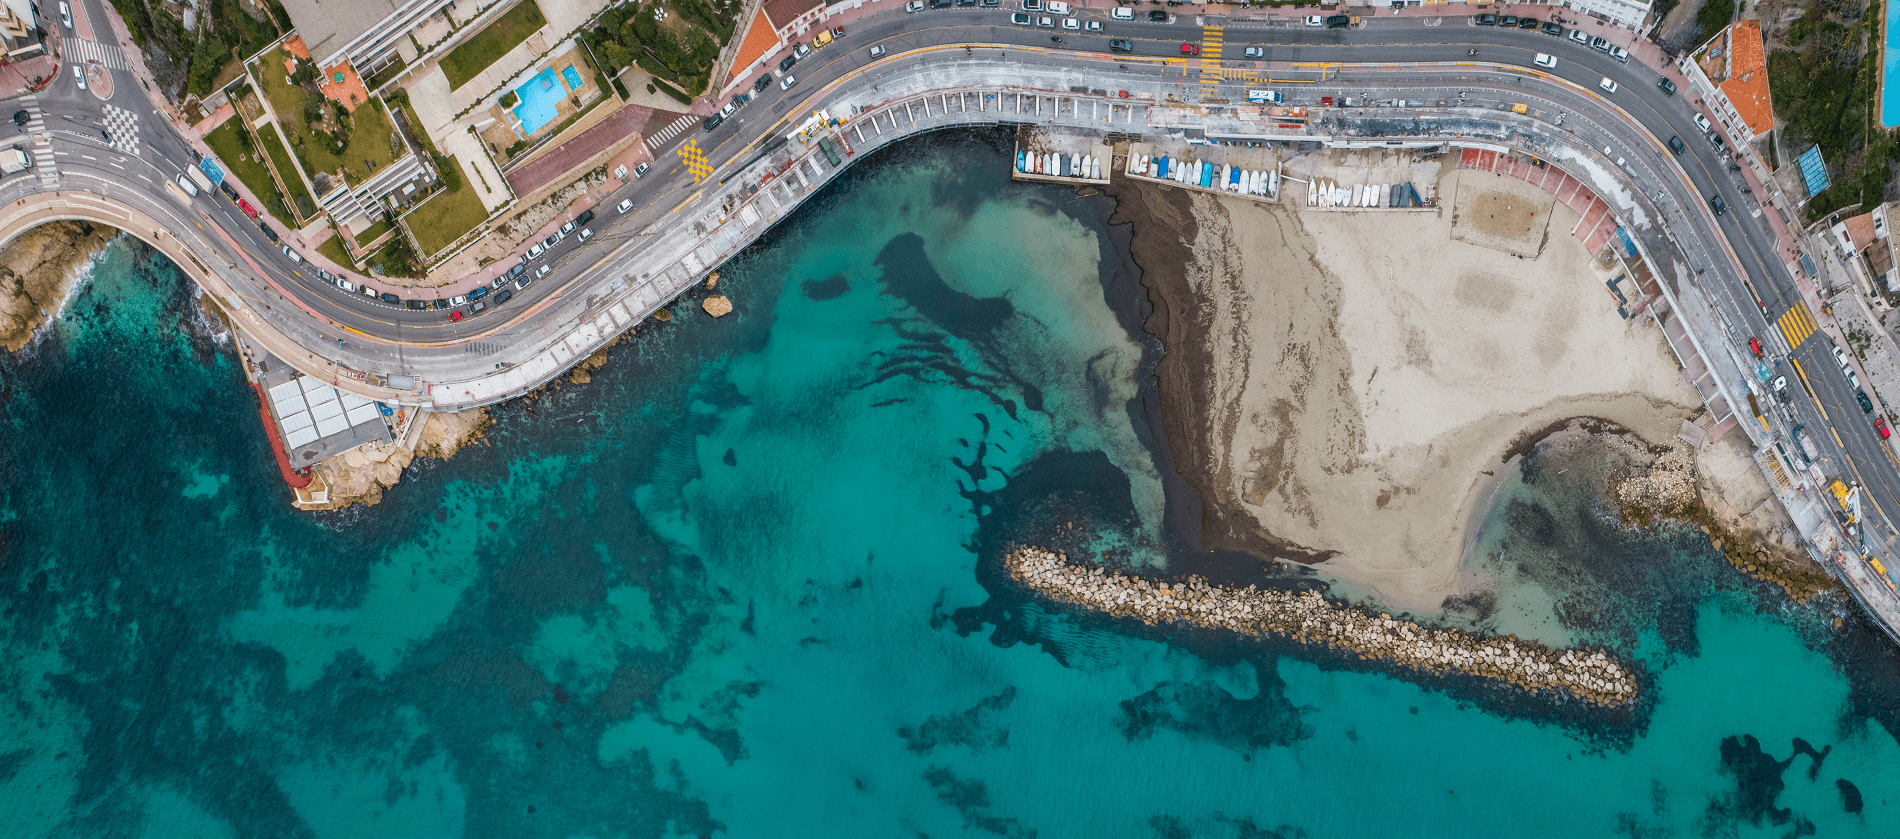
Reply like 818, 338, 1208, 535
1198, 25, 1223, 97
677, 138, 711, 182
18, 97, 57, 189
62, 36, 130, 71
644, 113, 697, 153
1777, 302, 1820, 349
101, 104, 139, 157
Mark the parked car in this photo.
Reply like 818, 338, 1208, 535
1499, 15, 1518, 26
337, 279, 356, 292
778, 55, 797, 72
360, 285, 377, 298
470, 286, 490, 300
576, 209, 594, 225
494, 289, 513, 305
1516, 16, 1539, 29
404, 299, 426, 310
905, 0, 924, 10
1112, 6, 1133, 20
702, 114, 723, 132
1694, 113, 1712, 133
793, 42, 811, 58
380, 293, 401, 305
1325, 15, 1350, 27
527, 243, 545, 260
719, 102, 737, 119
781, 75, 797, 91
260, 224, 278, 242
1022, 0, 1041, 9
578, 228, 593, 243
1710, 132, 1728, 152
633, 162, 649, 178
1151, 9, 1171, 21
1878, 416, 1891, 439
1590, 36, 1611, 52
281, 245, 302, 263
431, 298, 449, 310
1307, 14, 1327, 26
1609, 45, 1630, 63
1012, 12, 1030, 24
237, 198, 259, 218
1658, 77, 1678, 95
1541, 21, 1564, 36
1860, 391, 1876, 413
618, 198, 635, 213
506, 262, 528, 280
450, 294, 468, 306
755, 73, 773, 92
1568, 29, 1589, 46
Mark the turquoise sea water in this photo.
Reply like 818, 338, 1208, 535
6, 130, 1900, 836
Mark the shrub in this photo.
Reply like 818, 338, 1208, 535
432, 152, 463, 192
500, 91, 519, 108
613, 78, 630, 100
655, 78, 693, 105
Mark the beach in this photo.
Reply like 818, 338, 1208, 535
1112, 168, 1713, 612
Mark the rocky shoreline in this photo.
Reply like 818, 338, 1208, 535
1005, 545, 1640, 707
0, 221, 120, 352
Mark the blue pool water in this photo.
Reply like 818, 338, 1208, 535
9, 130, 1900, 835
1885, 0, 1900, 126
510, 67, 564, 135
561, 64, 583, 91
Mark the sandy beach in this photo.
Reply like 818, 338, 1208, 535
1114, 167, 1714, 612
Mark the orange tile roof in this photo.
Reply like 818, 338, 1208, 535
283, 34, 311, 60
1844, 212, 1879, 250
1720, 20, 1774, 137
728, 9, 782, 88
320, 61, 370, 112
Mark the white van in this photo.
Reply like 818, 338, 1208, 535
1047, 0, 1069, 14
175, 174, 198, 196
1111, 6, 1133, 19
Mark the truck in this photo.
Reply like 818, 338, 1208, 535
1791, 424, 1819, 465
0, 146, 30, 175
1245, 89, 1284, 104
817, 136, 840, 167
185, 164, 213, 193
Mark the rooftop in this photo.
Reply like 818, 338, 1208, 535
764, 0, 824, 29
278, 0, 413, 66
726, 8, 782, 86
1708, 20, 1775, 137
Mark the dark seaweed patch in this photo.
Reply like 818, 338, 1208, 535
801, 273, 850, 300
898, 688, 1017, 754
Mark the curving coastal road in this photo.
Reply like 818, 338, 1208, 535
13, 2, 1900, 632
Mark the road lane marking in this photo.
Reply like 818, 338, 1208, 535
1777, 302, 1818, 348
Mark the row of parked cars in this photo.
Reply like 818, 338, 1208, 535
1477, 14, 1632, 64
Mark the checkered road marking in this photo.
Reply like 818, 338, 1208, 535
101, 104, 139, 157
677, 139, 711, 183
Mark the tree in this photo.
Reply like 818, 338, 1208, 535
603, 41, 632, 72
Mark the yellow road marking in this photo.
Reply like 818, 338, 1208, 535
1777, 303, 1818, 348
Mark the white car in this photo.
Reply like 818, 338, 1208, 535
59, 1, 72, 29
1304, 15, 1324, 26
1835, 346, 1851, 369
72, 64, 84, 91
617, 198, 634, 213
527, 243, 545, 259
1111, 6, 1133, 19
337, 279, 356, 293
906, 0, 924, 11
1534, 53, 1556, 68
1046, 0, 1069, 13
281, 245, 302, 264
578, 228, 593, 243
1038, 15, 1053, 26
1062, 17, 1078, 30
633, 162, 649, 178
1085, 20, 1102, 31
1599, 77, 1618, 94
1568, 28, 1589, 45
449, 295, 468, 306
780, 74, 797, 90
559, 220, 576, 236
719, 102, 736, 119
361, 285, 378, 298
1243, 46, 1264, 58
870, 45, 885, 57
1694, 113, 1712, 133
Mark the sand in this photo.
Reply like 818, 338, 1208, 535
1120, 167, 1712, 612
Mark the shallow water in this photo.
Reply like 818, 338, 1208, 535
3, 129, 1900, 837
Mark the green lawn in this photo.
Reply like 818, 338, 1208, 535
317, 234, 357, 268
357, 217, 394, 245
257, 128, 315, 220
441, 0, 547, 90
203, 121, 286, 211
254, 47, 403, 186
402, 157, 489, 256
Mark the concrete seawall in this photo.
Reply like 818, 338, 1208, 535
1005, 545, 1640, 707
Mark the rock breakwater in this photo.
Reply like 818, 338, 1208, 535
1005, 545, 1639, 706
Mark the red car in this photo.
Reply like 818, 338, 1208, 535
1180, 43, 1199, 55
238, 198, 259, 218
1878, 416, 1891, 440
448, 310, 463, 322
1749, 336, 1763, 357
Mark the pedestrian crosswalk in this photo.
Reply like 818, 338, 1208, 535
101, 104, 139, 157
645, 114, 697, 153
18, 97, 57, 188
1777, 302, 1818, 349
677, 139, 711, 183
1198, 26, 1223, 97
63, 36, 131, 72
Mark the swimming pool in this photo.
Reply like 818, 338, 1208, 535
511, 66, 577, 136
1884, 0, 1900, 126
562, 64, 584, 90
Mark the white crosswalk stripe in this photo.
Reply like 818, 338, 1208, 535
62, 37, 131, 71
19, 97, 58, 187
644, 114, 697, 152
101, 104, 140, 157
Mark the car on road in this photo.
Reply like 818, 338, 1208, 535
1590, 36, 1611, 52
1542, 21, 1564, 36
1534, 53, 1556, 68
578, 228, 593, 243
1012, 12, 1030, 24
281, 245, 302, 263
719, 102, 737, 119
1063, 18, 1079, 30
1609, 45, 1630, 63
404, 299, 426, 310
633, 162, 649, 178
1658, 77, 1677, 95
1112, 6, 1133, 20
905, 0, 924, 10
1516, 16, 1540, 29
381, 293, 401, 305
1109, 38, 1133, 52
1709, 194, 1727, 215
527, 242, 545, 260
1243, 46, 1264, 58
793, 42, 811, 59
72, 65, 83, 91
780, 75, 797, 91
755, 73, 773, 92
1038, 15, 1053, 26
470, 286, 490, 300
1180, 43, 1198, 55
1086, 20, 1102, 32
870, 44, 885, 57
559, 220, 576, 236
779, 54, 797, 72
1568, 29, 1589, 46
1693, 113, 1712, 133
1150, 9, 1170, 21
1326, 14, 1350, 27
238, 198, 259, 218
1499, 15, 1518, 26
1860, 391, 1876, 413
1599, 77, 1618, 94
702, 113, 723, 132
535, 265, 552, 278
469, 300, 487, 315
1308, 14, 1328, 26
618, 198, 634, 214
1667, 135, 1686, 155
494, 289, 513, 306
450, 295, 468, 306
1710, 131, 1728, 152
449, 310, 463, 322
59, 2, 71, 30
1879, 417, 1892, 439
